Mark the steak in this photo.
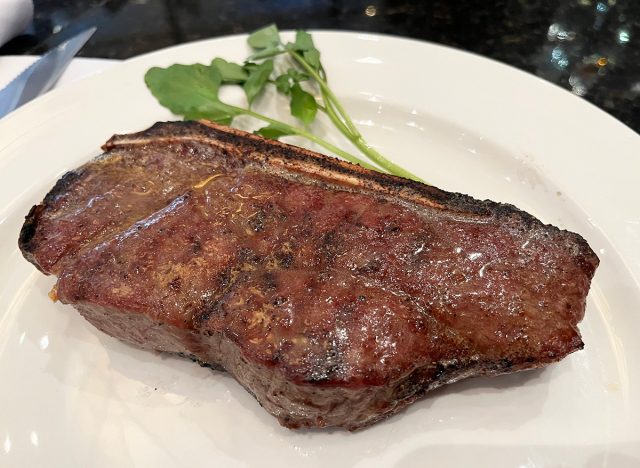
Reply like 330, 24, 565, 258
19, 121, 599, 430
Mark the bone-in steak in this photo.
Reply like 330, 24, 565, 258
19, 121, 599, 430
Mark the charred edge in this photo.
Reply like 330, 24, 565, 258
235, 128, 531, 222
491, 200, 545, 231
102, 120, 245, 154
176, 352, 225, 372
492, 201, 600, 275
18, 204, 46, 272
201, 123, 471, 205
102, 121, 180, 150
565, 233, 600, 279
42, 169, 85, 206
19, 169, 85, 271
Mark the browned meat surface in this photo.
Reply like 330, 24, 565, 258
19, 121, 599, 430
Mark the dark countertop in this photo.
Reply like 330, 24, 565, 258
2, 0, 638, 134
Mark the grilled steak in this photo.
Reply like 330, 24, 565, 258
19, 121, 599, 430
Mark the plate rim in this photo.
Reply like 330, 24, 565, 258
0, 31, 639, 465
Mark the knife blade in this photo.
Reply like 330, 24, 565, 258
0, 27, 96, 119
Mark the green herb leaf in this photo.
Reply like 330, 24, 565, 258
293, 30, 315, 51
287, 68, 309, 82
144, 26, 422, 182
211, 58, 248, 83
290, 83, 317, 125
243, 62, 258, 73
247, 45, 285, 61
255, 123, 293, 139
248, 24, 280, 49
183, 104, 237, 125
145, 63, 223, 115
275, 68, 311, 95
243, 59, 274, 105
275, 74, 291, 94
303, 49, 321, 70
144, 64, 241, 125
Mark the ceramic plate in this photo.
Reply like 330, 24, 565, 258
1, 32, 639, 467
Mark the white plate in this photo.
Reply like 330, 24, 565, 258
1, 32, 639, 468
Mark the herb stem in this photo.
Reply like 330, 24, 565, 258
320, 93, 355, 142
288, 49, 422, 182
226, 103, 378, 170
352, 136, 422, 181
288, 50, 359, 137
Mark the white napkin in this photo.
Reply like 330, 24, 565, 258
0, 0, 34, 46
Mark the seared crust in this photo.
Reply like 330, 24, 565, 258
19, 170, 85, 273
18, 203, 45, 272
19, 121, 599, 430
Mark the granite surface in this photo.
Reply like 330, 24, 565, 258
1, 0, 638, 133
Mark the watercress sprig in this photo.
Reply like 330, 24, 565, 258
144, 24, 420, 181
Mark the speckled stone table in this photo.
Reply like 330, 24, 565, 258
2, 0, 638, 133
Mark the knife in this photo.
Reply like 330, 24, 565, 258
0, 27, 96, 119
